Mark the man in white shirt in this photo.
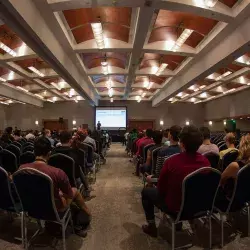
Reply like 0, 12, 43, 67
83, 129, 96, 151
25, 130, 35, 140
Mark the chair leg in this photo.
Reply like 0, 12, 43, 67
209, 215, 212, 249
62, 224, 66, 250
21, 212, 25, 248
172, 222, 175, 250
69, 212, 75, 234
220, 213, 224, 248
23, 213, 28, 250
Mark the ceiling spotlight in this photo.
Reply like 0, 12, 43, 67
160, 120, 164, 126
186, 121, 190, 126
137, 96, 142, 103
141, 92, 146, 97
181, 93, 189, 99
91, 23, 105, 49
204, 0, 219, 8
209, 121, 213, 125
108, 88, 113, 97
200, 92, 207, 98
224, 88, 235, 94
74, 99, 78, 103
72, 120, 76, 125
101, 61, 108, 75
28, 66, 45, 77
215, 71, 232, 81
172, 29, 193, 52
17, 86, 29, 92
0, 42, 17, 57
168, 97, 173, 102
0, 77, 7, 82
0, 101, 9, 105
106, 79, 112, 89
177, 92, 183, 97
69, 88, 75, 98
110, 98, 113, 103
35, 120, 39, 125
155, 63, 168, 76
191, 97, 196, 102
52, 96, 57, 102
223, 120, 226, 125
147, 82, 154, 90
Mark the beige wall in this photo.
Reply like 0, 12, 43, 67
0, 100, 205, 131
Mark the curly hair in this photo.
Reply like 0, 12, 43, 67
239, 134, 250, 161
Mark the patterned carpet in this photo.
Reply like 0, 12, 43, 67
1, 143, 250, 249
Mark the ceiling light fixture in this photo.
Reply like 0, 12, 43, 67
101, 61, 108, 75
28, 66, 45, 77
155, 63, 168, 76
200, 92, 207, 98
110, 98, 113, 103
0, 77, 7, 82
91, 23, 105, 49
17, 86, 29, 92
106, 79, 112, 89
224, 88, 235, 94
137, 96, 142, 103
204, 0, 219, 8
191, 97, 196, 102
194, 100, 202, 104
141, 92, 146, 98
108, 88, 113, 97
147, 82, 154, 90
52, 96, 57, 102
181, 93, 189, 99
51, 82, 62, 90
177, 92, 183, 97
0, 42, 17, 57
168, 97, 173, 102
0, 101, 9, 105
74, 99, 78, 103
34, 94, 44, 99
172, 29, 193, 52
215, 71, 232, 81
69, 88, 75, 98
247, 83, 250, 86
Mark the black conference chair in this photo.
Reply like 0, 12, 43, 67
6, 144, 20, 166
12, 141, 22, 150
0, 167, 24, 246
165, 167, 221, 250
203, 152, 220, 169
142, 143, 155, 163
0, 149, 18, 173
13, 168, 74, 250
48, 153, 76, 188
217, 141, 225, 148
215, 164, 250, 247
22, 145, 34, 154
219, 143, 227, 151
20, 151, 35, 165
221, 149, 239, 171
151, 146, 163, 174
23, 142, 34, 149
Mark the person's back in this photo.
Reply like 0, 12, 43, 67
158, 125, 210, 212
137, 129, 154, 156
198, 126, 219, 155
219, 132, 238, 159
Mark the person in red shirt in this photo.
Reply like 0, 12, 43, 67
136, 129, 154, 157
141, 125, 210, 237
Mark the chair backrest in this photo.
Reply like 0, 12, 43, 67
0, 167, 20, 211
203, 152, 220, 169
0, 149, 18, 173
20, 151, 36, 165
12, 141, 22, 149
13, 168, 60, 221
219, 143, 227, 151
22, 145, 34, 153
217, 141, 225, 147
177, 167, 221, 221
222, 149, 239, 171
227, 164, 250, 212
48, 153, 76, 187
82, 143, 94, 166
23, 142, 34, 148
151, 146, 163, 174
143, 143, 155, 163
6, 144, 20, 165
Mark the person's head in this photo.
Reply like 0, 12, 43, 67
239, 135, 250, 161
179, 125, 203, 154
153, 130, 163, 144
138, 132, 144, 139
163, 129, 170, 138
225, 132, 236, 147
87, 129, 92, 136
45, 129, 51, 137
199, 126, 211, 141
146, 129, 153, 138
60, 130, 72, 144
169, 125, 182, 143
98, 121, 100, 123
71, 129, 87, 149
34, 137, 52, 159
14, 130, 21, 137
5, 127, 13, 135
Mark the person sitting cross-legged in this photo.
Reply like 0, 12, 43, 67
19, 136, 91, 237
141, 125, 210, 237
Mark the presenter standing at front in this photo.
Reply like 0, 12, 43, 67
97, 121, 101, 131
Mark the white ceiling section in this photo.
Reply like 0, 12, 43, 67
0, 0, 249, 107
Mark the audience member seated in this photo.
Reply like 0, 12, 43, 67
45, 129, 55, 147
84, 129, 96, 151
1, 127, 14, 143
198, 126, 219, 155
19, 136, 91, 237
149, 125, 182, 181
161, 128, 170, 146
52, 130, 90, 193
136, 129, 154, 157
141, 125, 210, 237
25, 130, 35, 140
13, 130, 22, 141
140, 131, 163, 174
220, 134, 250, 197
219, 132, 238, 159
